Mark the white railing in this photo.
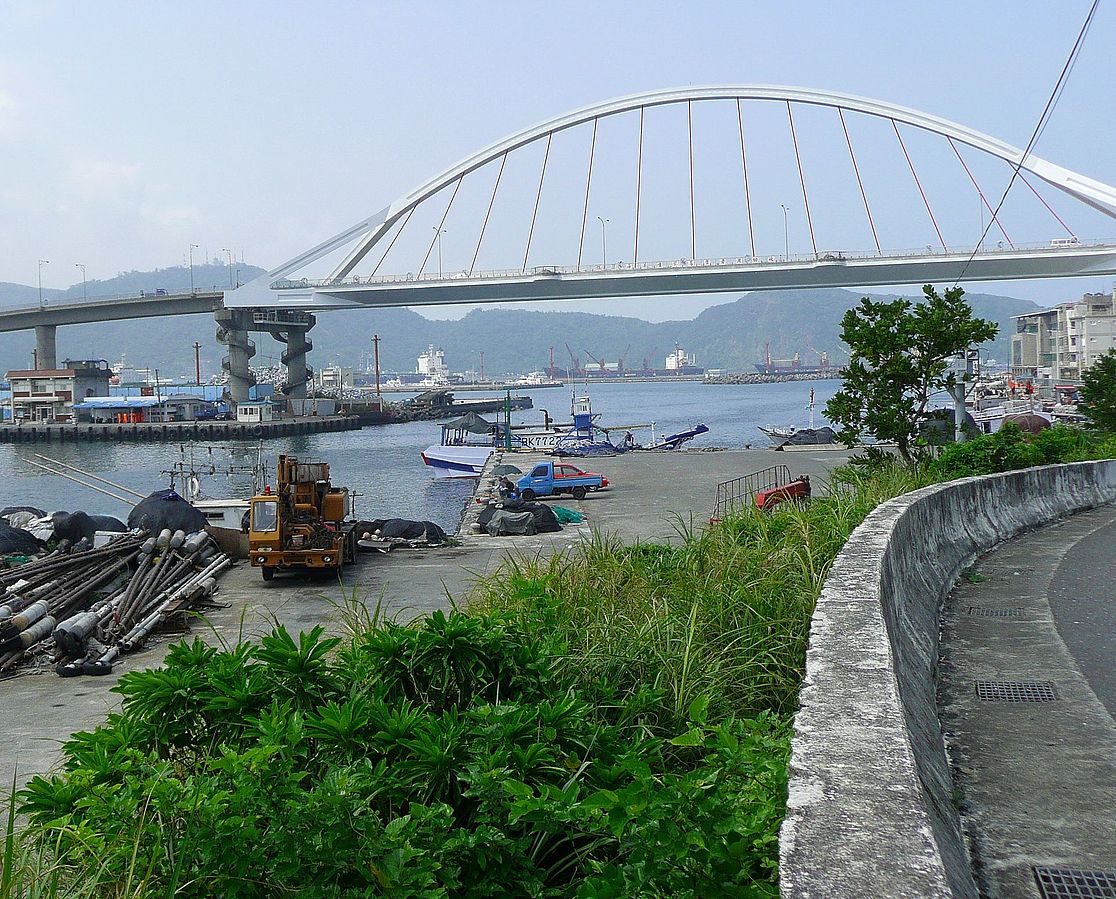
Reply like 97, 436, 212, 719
271, 238, 1115, 291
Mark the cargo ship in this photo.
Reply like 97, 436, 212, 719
754, 344, 832, 375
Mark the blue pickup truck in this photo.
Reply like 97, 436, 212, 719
516, 460, 609, 501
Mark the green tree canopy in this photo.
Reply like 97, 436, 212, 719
824, 285, 998, 461
1080, 348, 1116, 431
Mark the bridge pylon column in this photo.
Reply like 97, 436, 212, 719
251, 310, 315, 400
214, 308, 257, 404
34, 325, 57, 370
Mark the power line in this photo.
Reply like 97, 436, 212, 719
954, 0, 1099, 285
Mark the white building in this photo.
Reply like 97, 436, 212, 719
1012, 288, 1116, 386
315, 365, 353, 391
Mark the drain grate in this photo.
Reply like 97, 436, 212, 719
975, 680, 1057, 702
968, 606, 1024, 618
1034, 866, 1116, 898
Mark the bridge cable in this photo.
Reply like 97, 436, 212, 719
736, 100, 756, 258
838, 108, 881, 255
470, 152, 508, 275
419, 175, 463, 276
954, 0, 1098, 284
371, 205, 417, 277
688, 100, 697, 260
1018, 170, 1076, 238
947, 137, 1013, 248
893, 120, 947, 251
577, 119, 599, 268
635, 107, 644, 264
786, 102, 818, 256
523, 133, 553, 272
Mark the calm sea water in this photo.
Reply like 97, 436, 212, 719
0, 379, 840, 532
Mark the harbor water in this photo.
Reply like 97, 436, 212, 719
0, 379, 841, 533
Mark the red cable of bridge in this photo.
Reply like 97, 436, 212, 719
688, 100, 696, 260
736, 100, 756, 258
786, 102, 817, 257
371, 205, 417, 277
635, 107, 644, 264
419, 175, 462, 275
838, 108, 881, 255
893, 120, 946, 251
1018, 170, 1077, 238
523, 133, 553, 272
577, 119, 599, 268
470, 151, 508, 275
947, 138, 1013, 248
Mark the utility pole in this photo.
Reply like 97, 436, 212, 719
479, 351, 485, 383
596, 216, 608, 267
37, 259, 49, 309
371, 334, 382, 401
75, 263, 87, 301
193, 342, 202, 386
780, 205, 789, 260
188, 243, 199, 293
221, 248, 234, 287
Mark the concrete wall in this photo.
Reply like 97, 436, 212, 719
780, 460, 1116, 898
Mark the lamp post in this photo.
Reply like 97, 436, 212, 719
188, 243, 199, 293
432, 227, 446, 278
75, 263, 87, 301
37, 259, 49, 309
221, 248, 234, 287
596, 216, 609, 267
780, 205, 789, 260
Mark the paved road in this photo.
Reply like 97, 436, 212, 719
939, 504, 1116, 899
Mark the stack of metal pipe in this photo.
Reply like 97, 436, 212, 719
0, 529, 232, 678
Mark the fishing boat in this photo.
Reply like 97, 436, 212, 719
759, 388, 840, 450
421, 397, 601, 478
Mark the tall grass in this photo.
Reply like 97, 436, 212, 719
469, 461, 933, 730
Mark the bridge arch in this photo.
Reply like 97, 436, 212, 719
254, 84, 1116, 294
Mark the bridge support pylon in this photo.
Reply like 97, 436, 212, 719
214, 308, 257, 404
34, 325, 57, 370
252, 310, 315, 400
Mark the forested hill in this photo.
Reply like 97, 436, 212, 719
0, 271, 1037, 376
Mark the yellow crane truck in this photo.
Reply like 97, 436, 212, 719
247, 455, 357, 580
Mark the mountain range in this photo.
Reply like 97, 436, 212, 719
0, 265, 1038, 377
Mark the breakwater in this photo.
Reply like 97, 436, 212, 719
703, 372, 842, 385
0, 415, 362, 443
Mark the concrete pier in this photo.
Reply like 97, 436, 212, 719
33, 324, 57, 369
0, 414, 361, 443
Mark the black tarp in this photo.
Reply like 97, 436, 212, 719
127, 489, 206, 535
477, 502, 561, 535
0, 521, 45, 554
484, 509, 536, 536
358, 518, 448, 545
51, 511, 127, 545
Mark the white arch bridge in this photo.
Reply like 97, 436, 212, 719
226, 84, 1116, 311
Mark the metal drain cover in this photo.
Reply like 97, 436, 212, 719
975, 680, 1057, 702
968, 606, 1024, 618
1034, 866, 1116, 898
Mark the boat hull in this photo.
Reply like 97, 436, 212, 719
421, 445, 494, 478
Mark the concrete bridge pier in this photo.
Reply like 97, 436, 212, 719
277, 319, 314, 399
214, 308, 257, 404
34, 325, 57, 370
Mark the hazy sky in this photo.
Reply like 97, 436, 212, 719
2, 1, 1114, 320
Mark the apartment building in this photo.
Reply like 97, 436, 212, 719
1011, 288, 1116, 386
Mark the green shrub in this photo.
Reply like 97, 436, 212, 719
15, 613, 789, 898
931, 423, 1110, 480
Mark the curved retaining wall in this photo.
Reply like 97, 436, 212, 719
779, 460, 1116, 898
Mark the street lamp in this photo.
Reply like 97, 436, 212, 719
75, 263, 86, 301
37, 259, 49, 309
596, 216, 609, 267
432, 227, 446, 278
780, 205, 789, 260
221, 248, 234, 288
188, 243, 199, 293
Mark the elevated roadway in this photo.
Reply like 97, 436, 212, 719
0, 291, 223, 333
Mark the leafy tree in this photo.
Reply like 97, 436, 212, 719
1080, 348, 1116, 431
824, 285, 998, 461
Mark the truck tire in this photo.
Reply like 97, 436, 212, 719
572, 486, 587, 500
521, 488, 536, 501
261, 566, 275, 581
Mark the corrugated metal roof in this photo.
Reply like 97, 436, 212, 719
72, 397, 163, 409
